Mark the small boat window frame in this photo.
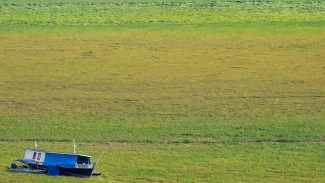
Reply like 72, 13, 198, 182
76, 156, 91, 164
32, 152, 37, 159
37, 153, 41, 160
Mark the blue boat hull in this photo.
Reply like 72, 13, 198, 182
11, 148, 100, 178
26, 164, 95, 177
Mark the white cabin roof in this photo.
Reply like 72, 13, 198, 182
25, 148, 91, 158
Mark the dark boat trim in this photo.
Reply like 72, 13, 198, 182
58, 167, 95, 178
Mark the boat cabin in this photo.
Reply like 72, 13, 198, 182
23, 148, 92, 166
13, 148, 95, 177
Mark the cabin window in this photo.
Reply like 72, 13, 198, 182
77, 156, 90, 164
37, 153, 41, 160
32, 152, 37, 159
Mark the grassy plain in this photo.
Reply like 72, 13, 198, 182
0, 0, 325, 182
0, 0, 324, 24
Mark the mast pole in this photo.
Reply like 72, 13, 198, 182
73, 139, 77, 154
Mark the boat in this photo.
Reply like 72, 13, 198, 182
8, 141, 101, 177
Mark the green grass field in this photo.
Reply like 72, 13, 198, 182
0, 0, 324, 182
0, 0, 324, 25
